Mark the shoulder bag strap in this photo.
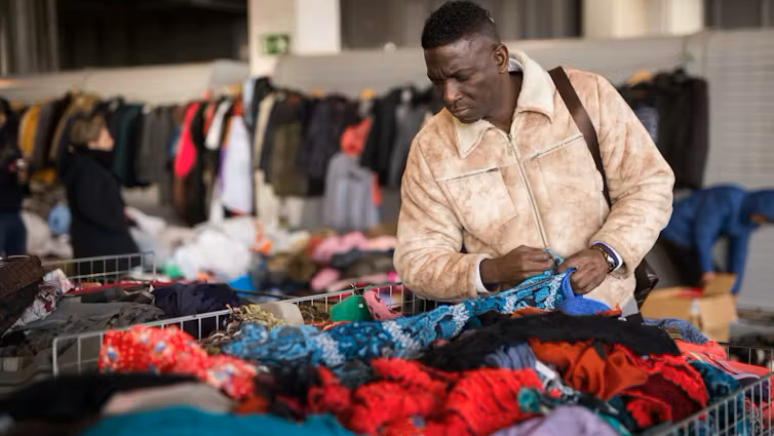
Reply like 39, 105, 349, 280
548, 67, 611, 207
549, 67, 659, 305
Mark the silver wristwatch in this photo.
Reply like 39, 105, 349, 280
591, 244, 616, 273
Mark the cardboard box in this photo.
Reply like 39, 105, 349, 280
640, 274, 737, 341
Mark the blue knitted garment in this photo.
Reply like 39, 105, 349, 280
644, 317, 709, 345
223, 264, 607, 370
685, 361, 753, 436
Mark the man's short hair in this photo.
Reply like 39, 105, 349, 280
421, 1, 500, 50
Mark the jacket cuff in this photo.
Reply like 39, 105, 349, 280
475, 257, 491, 295
590, 232, 636, 279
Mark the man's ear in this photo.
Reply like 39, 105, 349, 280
494, 44, 509, 74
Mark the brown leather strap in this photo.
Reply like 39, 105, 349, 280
548, 67, 612, 206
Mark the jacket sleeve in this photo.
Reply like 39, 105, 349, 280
692, 196, 724, 274
589, 75, 675, 278
393, 140, 492, 301
727, 233, 749, 294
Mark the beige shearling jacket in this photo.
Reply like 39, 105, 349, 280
394, 51, 674, 307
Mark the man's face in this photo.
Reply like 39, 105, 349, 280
424, 37, 503, 124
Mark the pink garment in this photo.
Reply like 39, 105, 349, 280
325, 272, 392, 293
311, 268, 341, 292
364, 236, 397, 251
363, 288, 400, 320
173, 103, 201, 177
312, 232, 369, 263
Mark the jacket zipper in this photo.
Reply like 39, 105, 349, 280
505, 132, 549, 247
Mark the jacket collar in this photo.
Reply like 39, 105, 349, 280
453, 51, 556, 158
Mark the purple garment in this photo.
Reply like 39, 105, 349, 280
484, 344, 536, 370
490, 406, 619, 436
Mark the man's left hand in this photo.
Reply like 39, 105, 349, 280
558, 248, 609, 294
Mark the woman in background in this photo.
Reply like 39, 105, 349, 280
0, 98, 28, 257
62, 115, 138, 275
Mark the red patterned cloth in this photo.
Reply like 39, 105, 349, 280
99, 325, 257, 399
307, 358, 542, 436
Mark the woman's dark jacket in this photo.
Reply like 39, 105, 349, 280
62, 147, 138, 274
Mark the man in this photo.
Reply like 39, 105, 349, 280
393, 1, 674, 309
659, 185, 774, 295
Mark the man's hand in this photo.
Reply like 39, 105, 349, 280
558, 248, 609, 294
480, 245, 555, 286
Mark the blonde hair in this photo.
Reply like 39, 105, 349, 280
70, 115, 106, 145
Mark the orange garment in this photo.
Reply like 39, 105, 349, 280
529, 339, 649, 399
511, 307, 547, 317
340, 118, 372, 156
231, 98, 243, 116
18, 104, 40, 159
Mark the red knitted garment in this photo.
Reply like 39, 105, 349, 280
99, 325, 257, 399
308, 358, 542, 435
622, 353, 708, 427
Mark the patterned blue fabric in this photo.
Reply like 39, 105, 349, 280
223, 269, 576, 369
644, 317, 709, 345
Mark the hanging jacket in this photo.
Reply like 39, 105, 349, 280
261, 92, 310, 197
137, 106, 175, 186
18, 105, 40, 161
388, 99, 427, 188
653, 72, 709, 190
112, 104, 144, 187
32, 94, 71, 170
220, 116, 253, 214
296, 96, 357, 185
360, 88, 419, 186
173, 102, 208, 226
393, 51, 674, 306
661, 185, 774, 293
323, 153, 379, 232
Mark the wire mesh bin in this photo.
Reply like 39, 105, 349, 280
49, 284, 774, 435
51, 283, 423, 375
654, 371, 774, 435
41, 252, 159, 286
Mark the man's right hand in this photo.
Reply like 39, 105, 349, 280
480, 245, 555, 287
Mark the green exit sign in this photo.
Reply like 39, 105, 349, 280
263, 34, 291, 55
